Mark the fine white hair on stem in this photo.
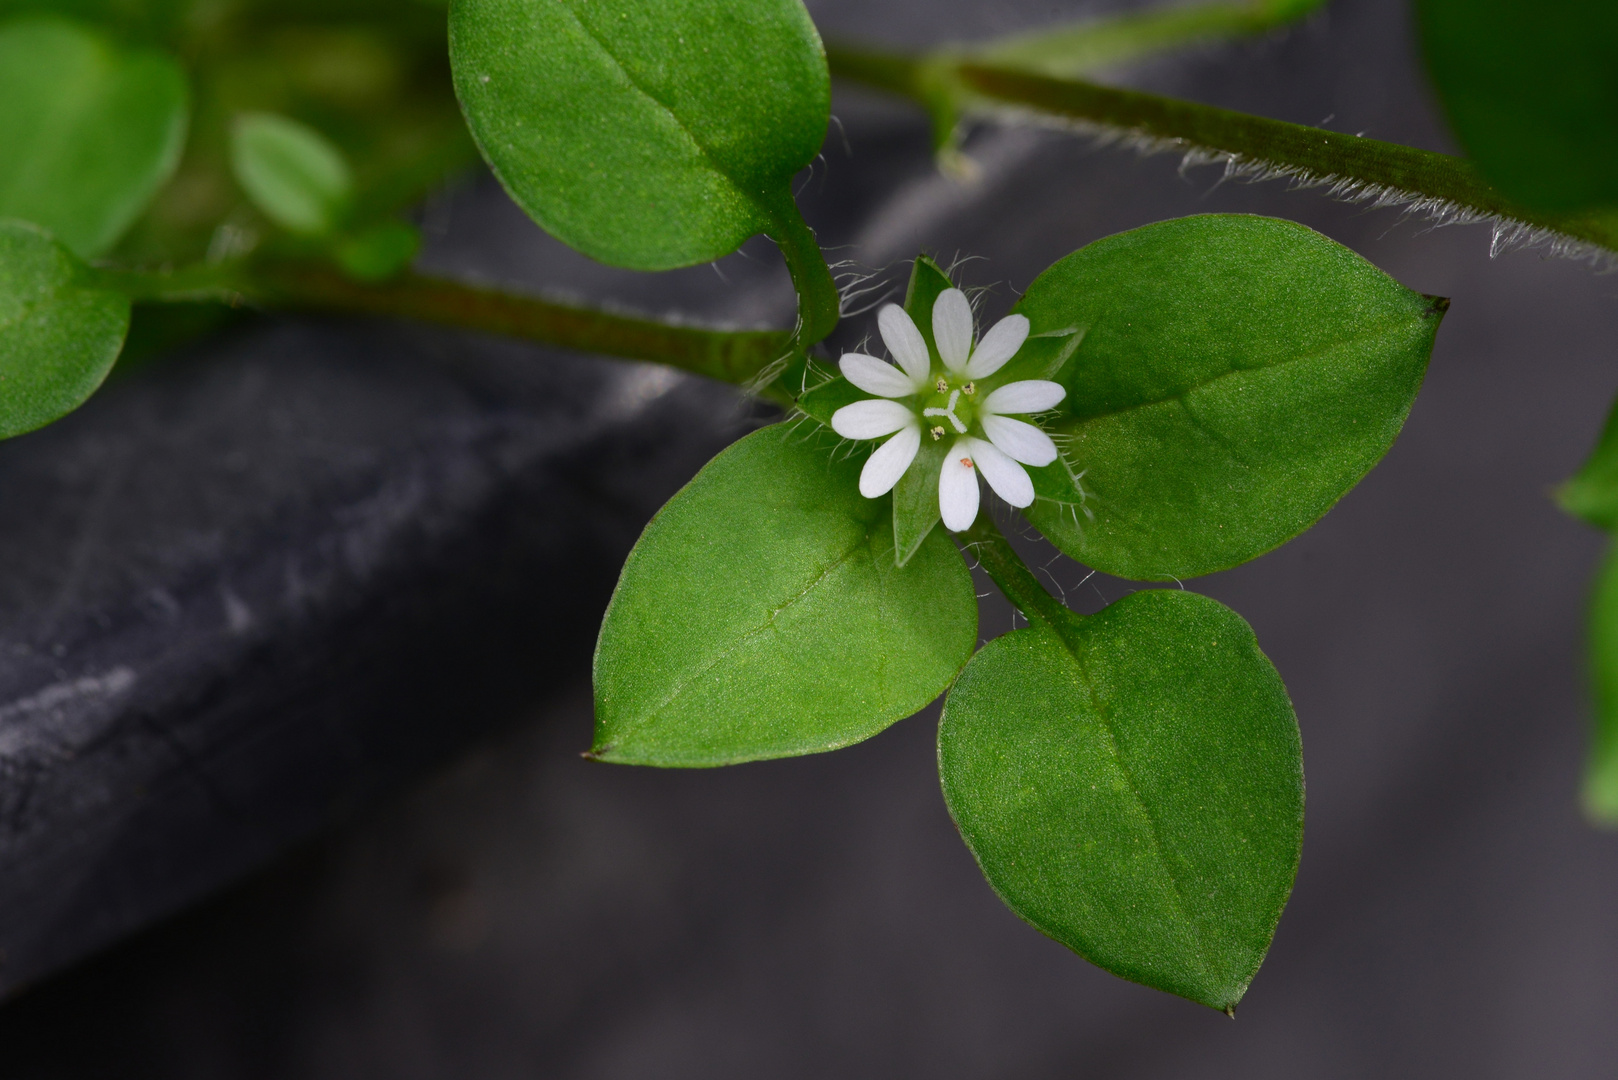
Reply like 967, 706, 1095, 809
984, 105, 1618, 270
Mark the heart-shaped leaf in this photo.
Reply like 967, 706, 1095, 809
449, 0, 829, 271
0, 17, 188, 259
939, 588, 1303, 1009
1018, 214, 1443, 581
0, 220, 130, 438
593, 423, 977, 766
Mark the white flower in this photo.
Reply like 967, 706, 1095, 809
829, 288, 1067, 532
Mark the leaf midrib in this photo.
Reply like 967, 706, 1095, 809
1056, 310, 1426, 431
553, 0, 775, 219
611, 531, 868, 746
1054, 620, 1222, 996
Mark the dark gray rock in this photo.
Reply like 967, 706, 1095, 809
0, 320, 759, 997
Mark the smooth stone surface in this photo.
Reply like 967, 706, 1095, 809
0, 319, 755, 997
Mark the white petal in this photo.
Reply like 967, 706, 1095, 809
965, 436, 1034, 508
840, 353, 919, 398
859, 424, 921, 497
981, 414, 1059, 467
932, 288, 974, 374
981, 379, 1066, 416
938, 439, 981, 532
965, 313, 1030, 379
831, 399, 916, 440
878, 304, 932, 387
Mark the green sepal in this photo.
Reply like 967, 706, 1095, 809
796, 370, 863, 428
887, 254, 956, 563
938, 588, 1303, 1010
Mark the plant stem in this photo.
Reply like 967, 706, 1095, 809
825, 44, 1618, 257
963, 516, 1073, 630
977, 0, 1325, 77
97, 261, 793, 388
763, 192, 841, 349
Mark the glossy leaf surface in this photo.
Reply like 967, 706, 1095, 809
231, 113, 354, 237
0, 220, 129, 438
1019, 214, 1441, 581
939, 589, 1302, 1009
0, 17, 188, 259
1417, 0, 1618, 214
449, 0, 829, 270
593, 424, 976, 766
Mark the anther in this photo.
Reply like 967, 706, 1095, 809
936, 377, 949, 393
930, 426, 945, 440
963, 382, 976, 395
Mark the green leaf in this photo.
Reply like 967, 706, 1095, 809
938, 589, 1302, 1009
592, 423, 977, 766
334, 220, 421, 282
1416, 0, 1618, 215
1587, 541, 1618, 825
1557, 393, 1618, 528
230, 112, 354, 238
0, 17, 188, 259
0, 220, 129, 437
1018, 214, 1443, 581
448, 0, 829, 271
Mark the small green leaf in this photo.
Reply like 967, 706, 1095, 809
1019, 214, 1443, 581
1416, 0, 1618, 215
0, 220, 129, 437
592, 424, 977, 766
939, 589, 1303, 1009
0, 17, 188, 259
1557, 393, 1618, 529
449, 0, 829, 271
1587, 541, 1618, 825
335, 221, 421, 282
230, 112, 354, 237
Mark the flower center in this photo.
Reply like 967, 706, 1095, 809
922, 377, 978, 440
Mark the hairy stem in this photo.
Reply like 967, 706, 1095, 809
100, 261, 792, 387
963, 516, 1072, 630
826, 45, 1618, 257
763, 192, 841, 349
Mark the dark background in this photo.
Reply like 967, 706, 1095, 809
5, 0, 1618, 1075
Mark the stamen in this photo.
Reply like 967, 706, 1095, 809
962, 382, 976, 395
930, 426, 945, 440
935, 377, 949, 393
